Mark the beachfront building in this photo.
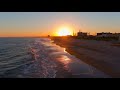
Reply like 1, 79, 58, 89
112, 33, 120, 37
97, 32, 113, 37
77, 31, 87, 37
97, 32, 120, 38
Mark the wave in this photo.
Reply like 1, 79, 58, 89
0, 38, 111, 78
26, 39, 58, 78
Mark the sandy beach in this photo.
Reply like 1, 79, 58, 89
50, 37, 120, 78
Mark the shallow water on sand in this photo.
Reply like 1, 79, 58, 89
0, 38, 110, 78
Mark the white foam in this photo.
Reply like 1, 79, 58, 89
24, 38, 110, 78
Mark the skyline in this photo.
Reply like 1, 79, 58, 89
0, 12, 120, 37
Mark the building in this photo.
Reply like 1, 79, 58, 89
112, 33, 120, 37
97, 32, 113, 37
77, 31, 87, 37
97, 32, 120, 40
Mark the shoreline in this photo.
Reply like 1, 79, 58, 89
50, 37, 120, 78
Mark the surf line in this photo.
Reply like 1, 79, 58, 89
29, 46, 39, 61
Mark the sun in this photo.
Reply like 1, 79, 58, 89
57, 27, 72, 36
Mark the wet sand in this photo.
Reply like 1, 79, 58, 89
50, 37, 120, 78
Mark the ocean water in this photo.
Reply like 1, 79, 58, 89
0, 38, 110, 78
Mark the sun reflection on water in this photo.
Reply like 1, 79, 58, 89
56, 55, 71, 70
63, 48, 66, 52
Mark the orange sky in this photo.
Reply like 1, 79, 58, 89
0, 12, 120, 37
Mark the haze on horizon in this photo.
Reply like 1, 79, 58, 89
0, 12, 120, 37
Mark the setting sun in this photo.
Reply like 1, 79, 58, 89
57, 27, 72, 36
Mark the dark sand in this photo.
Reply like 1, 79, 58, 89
50, 37, 120, 78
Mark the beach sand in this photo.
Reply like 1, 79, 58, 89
50, 37, 120, 78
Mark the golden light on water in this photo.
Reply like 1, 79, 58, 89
57, 55, 71, 70
57, 27, 72, 36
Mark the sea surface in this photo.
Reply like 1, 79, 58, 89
0, 38, 110, 78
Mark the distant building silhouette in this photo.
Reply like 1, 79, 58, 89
97, 32, 120, 38
97, 32, 112, 37
77, 31, 87, 37
113, 33, 120, 37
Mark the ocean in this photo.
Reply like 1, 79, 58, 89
0, 38, 110, 78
